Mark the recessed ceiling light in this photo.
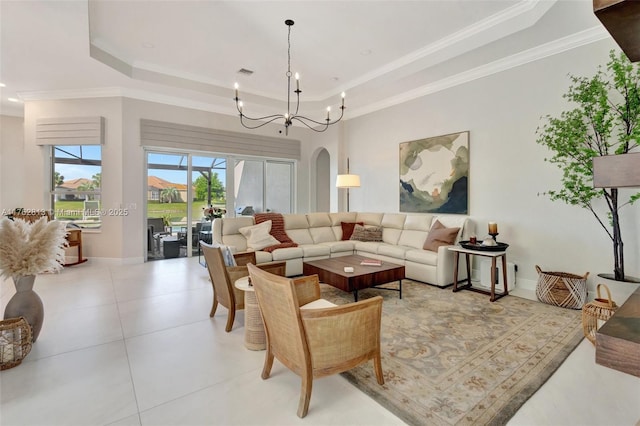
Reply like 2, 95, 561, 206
8, 97, 20, 102
0, 82, 6, 87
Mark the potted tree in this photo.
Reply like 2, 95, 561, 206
536, 50, 640, 283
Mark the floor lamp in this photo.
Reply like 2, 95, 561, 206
336, 158, 360, 212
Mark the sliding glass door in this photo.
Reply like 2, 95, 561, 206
234, 159, 293, 215
146, 150, 293, 261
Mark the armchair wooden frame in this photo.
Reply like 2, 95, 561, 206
199, 241, 285, 332
247, 264, 384, 418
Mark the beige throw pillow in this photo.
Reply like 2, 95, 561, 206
239, 220, 280, 250
423, 220, 460, 252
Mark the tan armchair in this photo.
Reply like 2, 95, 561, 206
247, 264, 384, 418
200, 242, 285, 332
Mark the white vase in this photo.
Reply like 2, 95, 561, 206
3, 275, 44, 342
591, 273, 639, 305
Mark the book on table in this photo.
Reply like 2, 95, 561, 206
360, 258, 382, 266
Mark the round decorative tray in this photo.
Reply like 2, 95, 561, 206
459, 240, 509, 252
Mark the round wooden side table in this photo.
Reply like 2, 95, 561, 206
234, 276, 266, 351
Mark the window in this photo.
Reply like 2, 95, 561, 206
51, 145, 102, 229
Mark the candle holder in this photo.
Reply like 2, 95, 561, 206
489, 232, 499, 241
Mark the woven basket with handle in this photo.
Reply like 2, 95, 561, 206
0, 316, 33, 370
535, 265, 588, 309
582, 283, 618, 345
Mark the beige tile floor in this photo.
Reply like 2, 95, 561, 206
1, 257, 639, 426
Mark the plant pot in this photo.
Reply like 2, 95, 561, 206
3, 275, 44, 342
593, 273, 640, 305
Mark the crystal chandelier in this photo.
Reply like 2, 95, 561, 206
234, 19, 345, 135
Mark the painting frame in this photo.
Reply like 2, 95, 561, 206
399, 131, 469, 214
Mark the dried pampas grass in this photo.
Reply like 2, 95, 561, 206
0, 217, 68, 278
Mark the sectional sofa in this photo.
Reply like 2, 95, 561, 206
212, 212, 474, 288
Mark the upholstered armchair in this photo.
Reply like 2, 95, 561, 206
247, 264, 384, 418
199, 242, 285, 332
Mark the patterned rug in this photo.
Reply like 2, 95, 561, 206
319, 280, 584, 426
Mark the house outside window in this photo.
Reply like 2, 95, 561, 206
51, 145, 102, 229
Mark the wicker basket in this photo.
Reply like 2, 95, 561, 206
535, 265, 588, 309
0, 317, 33, 370
582, 284, 618, 345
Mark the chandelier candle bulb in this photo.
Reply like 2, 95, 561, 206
326, 107, 331, 120
234, 83, 239, 99
488, 222, 498, 234
295, 73, 300, 91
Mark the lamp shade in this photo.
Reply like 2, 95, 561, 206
336, 174, 361, 188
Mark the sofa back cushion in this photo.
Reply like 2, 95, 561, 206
283, 214, 314, 245
381, 213, 406, 245
355, 212, 384, 226
397, 214, 432, 249
306, 212, 336, 243
213, 216, 254, 251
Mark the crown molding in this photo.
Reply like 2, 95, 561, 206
18, 26, 611, 123
348, 26, 610, 119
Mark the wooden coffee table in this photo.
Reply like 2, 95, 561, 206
303, 254, 404, 301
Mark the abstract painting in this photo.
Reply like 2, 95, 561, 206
399, 131, 469, 214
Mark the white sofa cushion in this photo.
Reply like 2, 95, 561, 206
271, 246, 304, 261
329, 212, 358, 226
309, 227, 336, 244
307, 212, 331, 227
405, 248, 438, 266
320, 240, 356, 253
378, 244, 408, 259
300, 244, 330, 258
285, 214, 314, 244
398, 214, 432, 249
381, 213, 406, 245
356, 212, 384, 226
354, 241, 380, 254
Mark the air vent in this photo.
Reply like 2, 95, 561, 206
237, 68, 254, 76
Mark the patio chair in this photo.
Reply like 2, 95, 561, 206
247, 264, 384, 418
199, 242, 285, 332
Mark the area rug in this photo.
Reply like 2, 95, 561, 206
319, 280, 584, 426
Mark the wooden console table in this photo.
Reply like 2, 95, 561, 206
596, 286, 640, 377
64, 229, 88, 266
449, 246, 509, 302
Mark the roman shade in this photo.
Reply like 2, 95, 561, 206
36, 116, 105, 145
140, 119, 301, 160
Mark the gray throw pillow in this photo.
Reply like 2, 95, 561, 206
350, 224, 383, 242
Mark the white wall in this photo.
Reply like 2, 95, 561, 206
341, 38, 640, 292
0, 115, 24, 213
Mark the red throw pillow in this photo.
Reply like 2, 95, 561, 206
341, 221, 364, 241
423, 220, 460, 252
